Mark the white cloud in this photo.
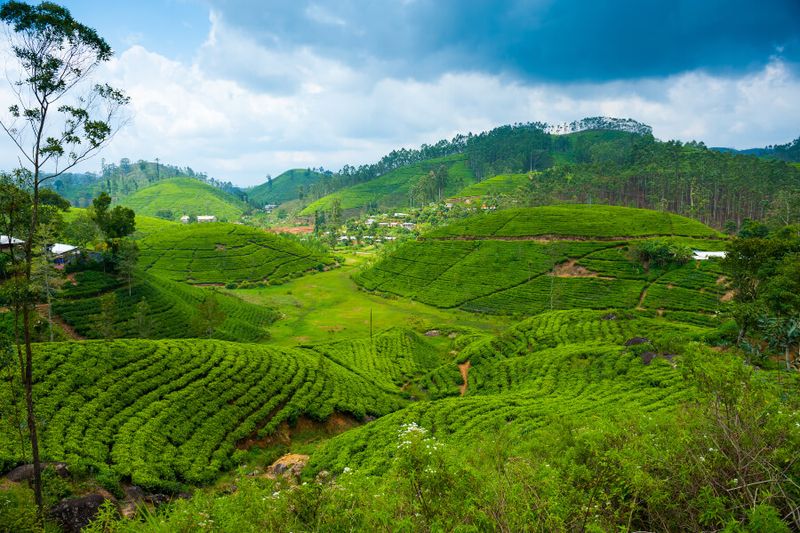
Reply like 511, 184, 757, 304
0, 14, 799, 187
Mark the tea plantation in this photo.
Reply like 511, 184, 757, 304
354, 205, 728, 316
137, 222, 334, 284
52, 270, 278, 342
0, 339, 407, 490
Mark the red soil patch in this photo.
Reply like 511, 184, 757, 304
268, 226, 314, 235
236, 413, 359, 450
720, 290, 735, 302
550, 260, 598, 278
459, 361, 471, 396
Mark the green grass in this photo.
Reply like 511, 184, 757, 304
117, 178, 246, 221
247, 169, 326, 206
300, 154, 475, 214
0, 339, 407, 490
224, 252, 510, 346
455, 173, 532, 197
137, 222, 333, 285
52, 270, 278, 342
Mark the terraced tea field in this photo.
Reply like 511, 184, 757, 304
308, 309, 711, 475
0, 339, 407, 490
53, 271, 278, 342
355, 205, 728, 316
138, 222, 333, 284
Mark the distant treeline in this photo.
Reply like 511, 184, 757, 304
48, 159, 246, 207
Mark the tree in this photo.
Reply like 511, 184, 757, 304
90, 192, 135, 253
91, 292, 117, 339
133, 297, 152, 338
193, 293, 225, 338
0, 1, 129, 515
31, 220, 64, 341
115, 239, 138, 296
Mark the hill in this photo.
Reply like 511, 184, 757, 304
354, 205, 727, 315
0, 338, 407, 490
117, 178, 247, 221
137, 222, 334, 284
713, 135, 800, 163
455, 173, 532, 198
51, 270, 278, 342
247, 168, 327, 207
300, 154, 475, 214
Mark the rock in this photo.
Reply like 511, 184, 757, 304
49, 494, 115, 533
640, 351, 658, 365
122, 485, 145, 502
267, 453, 309, 479
448, 332, 458, 339
601, 313, 617, 321
624, 337, 650, 346
143, 493, 171, 506
6, 462, 68, 482
424, 330, 440, 337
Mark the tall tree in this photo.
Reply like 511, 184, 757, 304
0, 1, 129, 515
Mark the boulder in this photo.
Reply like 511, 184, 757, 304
624, 337, 650, 346
49, 494, 115, 533
267, 453, 310, 479
6, 462, 68, 482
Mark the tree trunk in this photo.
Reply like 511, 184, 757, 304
21, 305, 43, 515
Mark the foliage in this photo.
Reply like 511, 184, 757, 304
632, 238, 693, 267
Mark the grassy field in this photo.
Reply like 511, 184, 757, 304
117, 178, 246, 221
225, 252, 511, 346
138, 222, 333, 285
300, 154, 475, 214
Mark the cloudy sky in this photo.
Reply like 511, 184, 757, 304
2, 0, 799, 186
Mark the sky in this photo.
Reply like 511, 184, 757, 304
1, 0, 799, 186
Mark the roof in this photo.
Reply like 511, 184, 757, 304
0, 235, 24, 245
50, 243, 78, 255
692, 250, 727, 260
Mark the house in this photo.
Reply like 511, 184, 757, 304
0, 235, 24, 251
692, 251, 727, 261
197, 215, 217, 223
180, 215, 190, 224
402, 222, 416, 230
49, 243, 79, 269
393, 212, 409, 218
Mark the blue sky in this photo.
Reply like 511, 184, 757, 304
2, 0, 799, 185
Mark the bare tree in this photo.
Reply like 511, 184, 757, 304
0, 1, 129, 517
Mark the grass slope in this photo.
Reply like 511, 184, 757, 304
0, 339, 406, 490
355, 205, 727, 315
52, 270, 278, 342
117, 178, 246, 221
300, 154, 475, 214
248, 169, 326, 206
138, 222, 334, 284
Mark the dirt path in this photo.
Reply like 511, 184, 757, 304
458, 361, 471, 396
423, 234, 727, 243
35, 304, 85, 340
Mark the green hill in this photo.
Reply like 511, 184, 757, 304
300, 154, 475, 214
117, 178, 247, 221
354, 205, 727, 315
0, 338, 406, 490
52, 270, 278, 342
248, 168, 326, 206
137, 222, 334, 284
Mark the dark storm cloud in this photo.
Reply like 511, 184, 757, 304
206, 0, 800, 82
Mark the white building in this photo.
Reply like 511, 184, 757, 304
0, 235, 24, 250
197, 215, 217, 223
692, 251, 727, 260
180, 215, 190, 224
